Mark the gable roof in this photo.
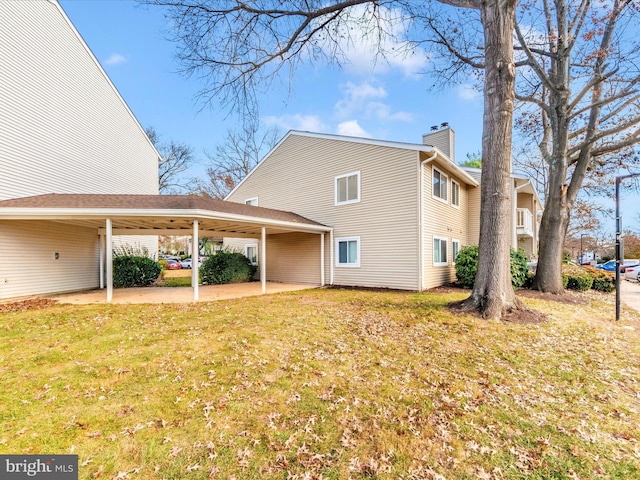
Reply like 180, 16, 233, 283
226, 130, 479, 199
0, 194, 330, 236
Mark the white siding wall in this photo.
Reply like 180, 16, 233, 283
227, 134, 420, 290
0, 1, 159, 299
0, 1, 159, 200
0, 221, 99, 299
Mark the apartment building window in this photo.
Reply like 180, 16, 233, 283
245, 197, 258, 206
451, 180, 460, 207
245, 245, 258, 265
335, 171, 360, 205
433, 167, 448, 202
336, 236, 360, 267
452, 239, 461, 264
433, 236, 448, 266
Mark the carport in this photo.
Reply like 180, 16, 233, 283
0, 194, 333, 302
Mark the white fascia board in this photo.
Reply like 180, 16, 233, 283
225, 130, 294, 200
0, 207, 332, 234
422, 149, 480, 187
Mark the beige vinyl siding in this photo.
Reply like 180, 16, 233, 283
423, 162, 470, 289
0, 1, 158, 200
224, 233, 322, 284
227, 134, 420, 290
265, 233, 322, 284
0, 221, 99, 300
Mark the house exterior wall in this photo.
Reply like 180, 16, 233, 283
463, 168, 482, 247
226, 134, 421, 290
0, 221, 99, 299
0, 1, 159, 299
422, 160, 471, 289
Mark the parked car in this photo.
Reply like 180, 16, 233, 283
620, 262, 639, 273
624, 265, 640, 282
180, 258, 192, 269
165, 259, 182, 270
596, 259, 640, 272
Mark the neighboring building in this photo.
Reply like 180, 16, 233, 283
225, 127, 542, 290
0, 0, 159, 300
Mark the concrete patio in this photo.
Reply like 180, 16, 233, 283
49, 282, 318, 304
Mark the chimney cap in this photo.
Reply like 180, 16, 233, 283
431, 125, 439, 131
441, 122, 449, 128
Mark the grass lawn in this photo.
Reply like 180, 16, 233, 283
1, 288, 639, 479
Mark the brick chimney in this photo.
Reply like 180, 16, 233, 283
422, 123, 455, 162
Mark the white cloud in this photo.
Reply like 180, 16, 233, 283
263, 114, 328, 132
104, 53, 127, 66
457, 84, 480, 101
334, 81, 413, 122
336, 120, 371, 138
311, 4, 429, 77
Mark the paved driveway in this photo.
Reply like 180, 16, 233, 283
621, 279, 640, 314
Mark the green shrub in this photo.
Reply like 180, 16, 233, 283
585, 266, 615, 292
454, 245, 479, 289
562, 264, 594, 291
113, 255, 162, 288
200, 249, 256, 285
454, 245, 531, 289
510, 248, 530, 288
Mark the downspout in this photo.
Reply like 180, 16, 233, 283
419, 150, 438, 291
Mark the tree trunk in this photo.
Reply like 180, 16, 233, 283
460, 0, 522, 319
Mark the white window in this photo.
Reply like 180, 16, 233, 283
245, 244, 258, 265
336, 236, 360, 267
433, 236, 448, 266
245, 197, 258, 206
452, 239, 461, 264
335, 171, 360, 205
432, 167, 448, 202
451, 180, 460, 207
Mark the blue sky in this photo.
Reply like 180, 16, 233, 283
59, 0, 485, 171
58, 0, 638, 234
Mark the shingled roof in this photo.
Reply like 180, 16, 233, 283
0, 194, 329, 236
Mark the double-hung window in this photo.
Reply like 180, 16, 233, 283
336, 236, 360, 267
451, 180, 460, 207
452, 239, 461, 264
433, 236, 448, 266
335, 171, 360, 205
433, 167, 448, 202
245, 245, 258, 265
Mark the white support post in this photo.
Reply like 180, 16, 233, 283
330, 230, 334, 285
192, 220, 199, 302
320, 233, 325, 286
99, 232, 105, 289
261, 226, 266, 294
106, 218, 113, 303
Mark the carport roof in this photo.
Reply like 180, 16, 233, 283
0, 193, 331, 237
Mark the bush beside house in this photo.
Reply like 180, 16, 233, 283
200, 250, 256, 285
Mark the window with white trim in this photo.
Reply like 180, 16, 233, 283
335, 171, 360, 205
451, 180, 460, 207
452, 239, 461, 264
336, 236, 360, 267
433, 167, 448, 202
245, 245, 258, 265
245, 197, 258, 206
433, 236, 448, 266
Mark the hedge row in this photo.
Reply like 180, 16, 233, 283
562, 264, 615, 292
